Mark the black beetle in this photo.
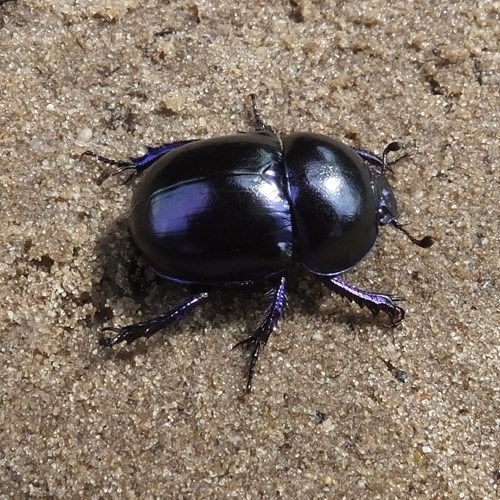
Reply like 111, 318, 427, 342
84, 95, 433, 392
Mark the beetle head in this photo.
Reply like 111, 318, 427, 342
368, 141, 400, 226
373, 172, 398, 226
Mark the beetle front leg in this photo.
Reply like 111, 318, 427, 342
321, 276, 405, 326
353, 147, 384, 168
101, 292, 209, 347
354, 142, 403, 169
233, 275, 287, 393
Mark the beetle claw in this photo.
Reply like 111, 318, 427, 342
232, 335, 255, 350
390, 295, 405, 303
388, 306, 405, 327
234, 332, 266, 394
100, 325, 136, 346
99, 335, 114, 348
248, 93, 274, 133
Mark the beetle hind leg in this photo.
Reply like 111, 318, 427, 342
80, 150, 135, 170
233, 276, 287, 393
81, 139, 198, 180
130, 140, 198, 173
321, 276, 405, 326
101, 292, 209, 347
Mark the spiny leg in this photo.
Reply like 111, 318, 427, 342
80, 151, 137, 184
353, 147, 384, 168
81, 139, 198, 178
321, 276, 404, 326
353, 142, 402, 171
233, 276, 287, 393
101, 292, 209, 347
129, 140, 198, 173
248, 93, 274, 133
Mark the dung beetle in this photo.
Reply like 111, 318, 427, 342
84, 95, 433, 393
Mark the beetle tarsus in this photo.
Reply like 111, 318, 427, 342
234, 332, 266, 394
130, 140, 198, 173
321, 276, 405, 326
81, 150, 137, 183
101, 292, 209, 346
81, 150, 134, 169
233, 276, 287, 393
82, 140, 197, 178
248, 93, 274, 133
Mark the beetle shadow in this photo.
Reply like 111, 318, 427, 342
89, 219, 387, 366
88, 217, 283, 358
89, 215, 180, 360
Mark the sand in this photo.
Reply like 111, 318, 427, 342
0, 0, 498, 497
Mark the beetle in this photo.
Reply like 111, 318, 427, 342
84, 95, 433, 392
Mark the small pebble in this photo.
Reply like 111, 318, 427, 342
76, 127, 93, 144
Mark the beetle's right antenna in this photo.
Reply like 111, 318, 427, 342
248, 94, 274, 133
381, 144, 435, 248
391, 220, 434, 248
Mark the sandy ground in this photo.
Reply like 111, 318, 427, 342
1, 0, 499, 498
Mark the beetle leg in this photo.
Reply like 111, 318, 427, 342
248, 93, 274, 133
130, 140, 198, 173
233, 275, 287, 393
321, 276, 405, 326
81, 139, 198, 178
80, 150, 135, 169
354, 142, 403, 173
100, 292, 209, 347
353, 147, 385, 168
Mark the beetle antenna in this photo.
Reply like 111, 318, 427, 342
391, 220, 434, 248
381, 142, 401, 173
248, 94, 274, 133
